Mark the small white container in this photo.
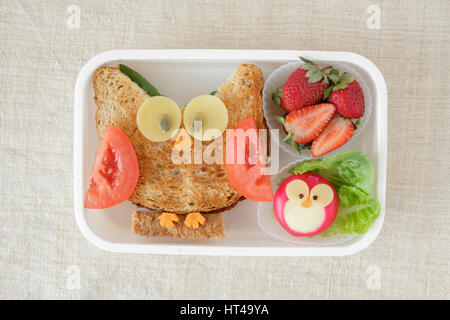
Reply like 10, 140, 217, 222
74, 50, 387, 256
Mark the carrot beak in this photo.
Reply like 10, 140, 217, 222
301, 196, 312, 208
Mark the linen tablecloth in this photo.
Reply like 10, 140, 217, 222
0, 0, 448, 299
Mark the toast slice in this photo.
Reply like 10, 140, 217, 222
132, 211, 225, 239
93, 64, 265, 213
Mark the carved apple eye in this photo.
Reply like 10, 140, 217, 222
310, 184, 334, 207
286, 179, 309, 203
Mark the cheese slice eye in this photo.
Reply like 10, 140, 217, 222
183, 95, 229, 141
285, 179, 309, 203
310, 183, 334, 207
137, 96, 182, 142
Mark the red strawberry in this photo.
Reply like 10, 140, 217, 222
272, 57, 332, 112
328, 80, 365, 119
280, 68, 329, 112
311, 116, 354, 157
284, 103, 336, 144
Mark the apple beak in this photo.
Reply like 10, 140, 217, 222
301, 196, 311, 208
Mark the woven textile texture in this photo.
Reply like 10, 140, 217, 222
0, 0, 448, 299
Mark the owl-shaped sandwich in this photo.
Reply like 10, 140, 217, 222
92, 64, 266, 239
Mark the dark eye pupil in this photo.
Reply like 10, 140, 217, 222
313, 195, 318, 200
298, 194, 304, 199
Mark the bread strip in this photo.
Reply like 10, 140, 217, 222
132, 211, 225, 239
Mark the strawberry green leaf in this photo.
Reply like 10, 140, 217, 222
340, 72, 354, 84
307, 70, 323, 83
306, 69, 319, 78
321, 75, 329, 86
300, 57, 315, 64
272, 85, 283, 106
320, 66, 333, 72
330, 68, 339, 76
350, 118, 362, 130
324, 86, 333, 99
294, 143, 302, 154
276, 85, 283, 96
272, 92, 280, 106
301, 63, 317, 71
275, 116, 286, 126
328, 73, 339, 84
332, 82, 349, 91
293, 142, 312, 154
283, 132, 295, 145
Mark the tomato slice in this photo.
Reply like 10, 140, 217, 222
84, 125, 139, 209
225, 117, 273, 202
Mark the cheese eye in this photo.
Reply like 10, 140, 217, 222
183, 95, 229, 141
286, 179, 309, 203
137, 97, 182, 142
310, 184, 334, 207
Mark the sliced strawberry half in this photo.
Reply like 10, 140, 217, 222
311, 116, 354, 157
284, 103, 335, 144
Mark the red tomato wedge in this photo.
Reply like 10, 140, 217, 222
225, 117, 273, 202
84, 125, 139, 209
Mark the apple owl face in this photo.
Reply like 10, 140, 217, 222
273, 172, 339, 237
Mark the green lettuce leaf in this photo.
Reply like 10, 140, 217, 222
289, 151, 374, 194
289, 152, 380, 237
320, 186, 380, 237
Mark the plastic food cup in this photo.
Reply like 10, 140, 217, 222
263, 60, 372, 159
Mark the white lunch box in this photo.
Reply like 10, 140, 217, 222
74, 50, 387, 256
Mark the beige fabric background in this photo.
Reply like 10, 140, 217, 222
0, 0, 449, 300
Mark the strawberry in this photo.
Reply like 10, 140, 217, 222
311, 116, 354, 157
323, 69, 365, 119
273, 57, 331, 112
279, 103, 335, 145
328, 80, 365, 118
